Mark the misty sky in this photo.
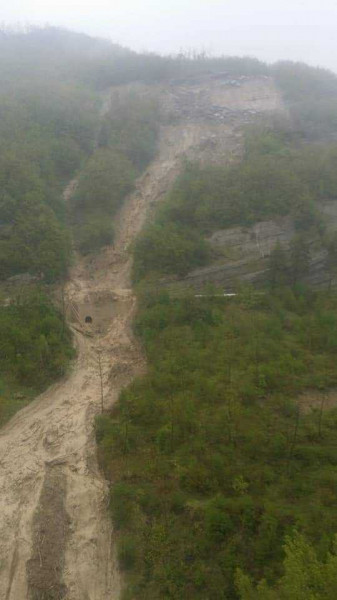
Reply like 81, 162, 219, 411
2, 0, 337, 72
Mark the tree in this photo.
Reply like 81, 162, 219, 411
326, 232, 337, 290
290, 235, 310, 284
133, 222, 210, 280
268, 241, 289, 287
236, 531, 337, 599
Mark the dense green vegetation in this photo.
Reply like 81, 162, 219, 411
71, 147, 135, 254
0, 28, 104, 424
0, 66, 99, 281
236, 531, 337, 599
97, 287, 337, 599
273, 62, 337, 140
0, 289, 74, 426
71, 92, 160, 254
99, 91, 160, 170
133, 221, 210, 279
101, 126, 337, 600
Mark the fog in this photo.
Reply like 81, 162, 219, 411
2, 0, 337, 72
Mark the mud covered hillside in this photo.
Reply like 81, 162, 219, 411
0, 29, 284, 600
2, 26, 337, 600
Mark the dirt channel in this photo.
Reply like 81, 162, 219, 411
0, 78, 283, 599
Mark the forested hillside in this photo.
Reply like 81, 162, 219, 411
272, 61, 337, 140
3, 25, 337, 598
70, 90, 160, 253
0, 29, 101, 423
133, 130, 337, 284
96, 58, 337, 599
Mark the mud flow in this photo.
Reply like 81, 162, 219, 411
68, 290, 130, 335
0, 78, 284, 599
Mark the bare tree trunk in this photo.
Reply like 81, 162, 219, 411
97, 351, 104, 412
287, 404, 300, 473
318, 393, 326, 438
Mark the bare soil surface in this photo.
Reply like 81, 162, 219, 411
26, 466, 69, 600
298, 389, 337, 414
0, 78, 284, 599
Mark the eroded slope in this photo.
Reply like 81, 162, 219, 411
0, 77, 284, 599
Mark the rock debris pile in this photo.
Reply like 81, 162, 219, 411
164, 75, 275, 124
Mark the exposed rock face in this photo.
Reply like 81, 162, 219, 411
168, 201, 337, 292
209, 217, 296, 259
162, 76, 284, 126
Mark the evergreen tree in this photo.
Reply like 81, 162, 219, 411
268, 241, 289, 287
326, 232, 337, 289
290, 235, 311, 284
236, 532, 337, 599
